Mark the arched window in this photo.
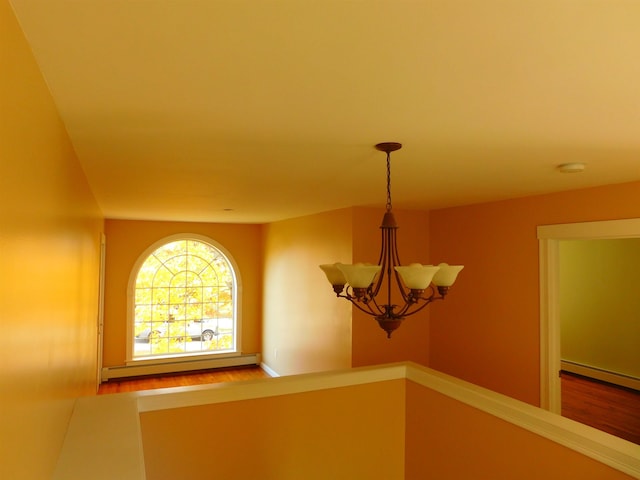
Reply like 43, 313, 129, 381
129, 235, 240, 361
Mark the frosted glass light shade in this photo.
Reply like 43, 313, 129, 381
337, 263, 381, 288
319, 263, 347, 285
432, 263, 464, 287
394, 263, 441, 289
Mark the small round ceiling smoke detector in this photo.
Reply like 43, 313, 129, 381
557, 162, 586, 173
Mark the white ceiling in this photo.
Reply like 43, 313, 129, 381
10, 0, 640, 223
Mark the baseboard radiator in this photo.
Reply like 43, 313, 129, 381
101, 353, 261, 382
561, 360, 640, 391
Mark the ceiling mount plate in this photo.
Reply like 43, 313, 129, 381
375, 142, 402, 153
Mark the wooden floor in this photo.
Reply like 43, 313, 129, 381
560, 371, 640, 445
98, 365, 270, 394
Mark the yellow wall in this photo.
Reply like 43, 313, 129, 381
429, 181, 640, 405
404, 381, 633, 479
262, 208, 352, 375
140, 379, 406, 480
102, 219, 263, 366
0, 1, 104, 478
560, 238, 640, 378
351, 207, 431, 367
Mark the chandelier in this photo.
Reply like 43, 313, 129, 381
320, 142, 463, 338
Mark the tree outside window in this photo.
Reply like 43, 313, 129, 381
132, 239, 236, 359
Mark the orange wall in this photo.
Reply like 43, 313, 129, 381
351, 207, 431, 367
262, 208, 352, 375
404, 380, 633, 479
140, 380, 406, 480
429, 181, 640, 405
102, 219, 263, 366
0, 1, 104, 478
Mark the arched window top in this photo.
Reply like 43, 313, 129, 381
129, 235, 240, 361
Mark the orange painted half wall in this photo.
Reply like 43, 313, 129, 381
55, 363, 638, 479
429, 181, 640, 405
404, 380, 634, 479
140, 379, 406, 480
137, 368, 635, 480
102, 219, 263, 366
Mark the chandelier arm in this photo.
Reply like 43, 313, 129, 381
394, 289, 424, 317
363, 286, 388, 317
397, 288, 445, 317
366, 292, 392, 319
353, 300, 384, 317
370, 228, 387, 298
389, 227, 413, 305
343, 296, 385, 317
337, 288, 385, 317
406, 295, 444, 316
398, 299, 433, 317
394, 273, 412, 305
384, 229, 394, 310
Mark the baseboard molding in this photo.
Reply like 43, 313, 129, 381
102, 353, 261, 381
260, 362, 280, 377
561, 360, 640, 391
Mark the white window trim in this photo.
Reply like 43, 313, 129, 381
125, 233, 243, 364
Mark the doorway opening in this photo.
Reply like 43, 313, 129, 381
538, 218, 640, 413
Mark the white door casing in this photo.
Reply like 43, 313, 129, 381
97, 233, 106, 387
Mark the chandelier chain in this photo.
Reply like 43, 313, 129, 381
386, 152, 392, 211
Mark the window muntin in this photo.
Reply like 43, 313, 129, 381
132, 238, 237, 359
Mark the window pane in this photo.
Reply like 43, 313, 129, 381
133, 238, 237, 359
